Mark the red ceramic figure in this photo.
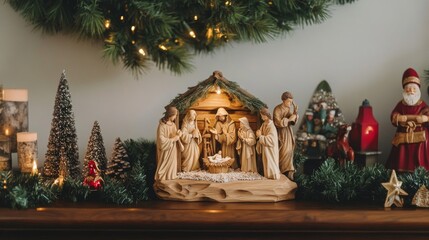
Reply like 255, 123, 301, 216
386, 68, 429, 172
83, 160, 104, 190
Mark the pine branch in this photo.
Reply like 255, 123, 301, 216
7, 0, 357, 76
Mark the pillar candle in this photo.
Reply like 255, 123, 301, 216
17, 132, 37, 173
1, 89, 29, 152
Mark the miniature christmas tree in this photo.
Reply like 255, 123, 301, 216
106, 137, 131, 180
83, 121, 107, 177
43, 71, 80, 179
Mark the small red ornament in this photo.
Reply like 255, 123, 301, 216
83, 160, 104, 191
350, 99, 379, 152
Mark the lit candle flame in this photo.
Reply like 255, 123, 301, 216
31, 160, 38, 175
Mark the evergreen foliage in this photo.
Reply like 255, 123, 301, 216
83, 121, 108, 177
43, 71, 80, 179
124, 138, 157, 199
7, 0, 356, 76
106, 137, 131, 180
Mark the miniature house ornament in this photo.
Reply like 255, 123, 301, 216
1, 89, 29, 152
16, 132, 37, 173
350, 99, 379, 151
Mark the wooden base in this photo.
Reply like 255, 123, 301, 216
153, 174, 297, 202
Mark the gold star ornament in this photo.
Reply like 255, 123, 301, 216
382, 170, 408, 207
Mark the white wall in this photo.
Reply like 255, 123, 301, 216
1, 0, 429, 167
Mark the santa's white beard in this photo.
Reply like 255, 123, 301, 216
403, 90, 421, 106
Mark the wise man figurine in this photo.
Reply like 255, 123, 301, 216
386, 68, 429, 172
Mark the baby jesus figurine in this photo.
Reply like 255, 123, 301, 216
208, 151, 231, 163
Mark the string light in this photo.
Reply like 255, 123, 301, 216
138, 48, 146, 56
131, 40, 136, 45
268, 1, 273, 5
104, 19, 111, 29
3, 179, 6, 190
225, 1, 232, 6
120, 15, 124, 21
183, 21, 197, 39
194, 15, 198, 21
158, 44, 168, 51
131, 26, 136, 32
189, 31, 196, 38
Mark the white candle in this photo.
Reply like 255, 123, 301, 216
2, 89, 28, 102
16, 132, 38, 173
17, 132, 37, 142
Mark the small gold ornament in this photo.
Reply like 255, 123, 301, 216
412, 185, 429, 207
382, 170, 408, 207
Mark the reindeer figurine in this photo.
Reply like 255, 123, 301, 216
327, 124, 355, 166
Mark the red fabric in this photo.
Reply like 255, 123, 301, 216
386, 100, 429, 172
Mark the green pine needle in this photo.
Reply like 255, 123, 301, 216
6, 0, 357, 76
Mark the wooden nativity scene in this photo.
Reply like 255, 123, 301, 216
153, 71, 298, 202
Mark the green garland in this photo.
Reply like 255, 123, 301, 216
7, 0, 356, 76
1, 139, 427, 209
0, 138, 156, 209
295, 157, 429, 205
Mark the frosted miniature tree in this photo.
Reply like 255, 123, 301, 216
83, 121, 107, 177
43, 71, 80, 179
106, 137, 131, 180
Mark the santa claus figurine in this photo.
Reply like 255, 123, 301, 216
386, 67, 429, 172
83, 160, 104, 190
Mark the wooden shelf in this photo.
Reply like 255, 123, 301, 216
1, 201, 429, 239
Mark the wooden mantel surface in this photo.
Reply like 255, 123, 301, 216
1, 201, 429, 239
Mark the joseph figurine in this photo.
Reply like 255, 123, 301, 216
273, 91, 298, 179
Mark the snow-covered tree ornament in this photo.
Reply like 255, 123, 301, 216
43, 70, 80, 179
83, 121, 107, 177
106, 137, 131, 180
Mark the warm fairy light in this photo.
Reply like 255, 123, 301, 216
131, 26, 136, 32
4, 128, 9, 136
194, 15, 198, 21
189, 30, 196, 38
138, 48, 146, 56
216, 86, 221, 94
159, 44, 168, 51
120, 15, 124, 21
53, 175, 64, 187
3, 179, 6, 190
225, 1, 232, 6
268, 1, 273, 5
131, 40, 136, 45
31, 160, 38, 175
104, 19, 111, 29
